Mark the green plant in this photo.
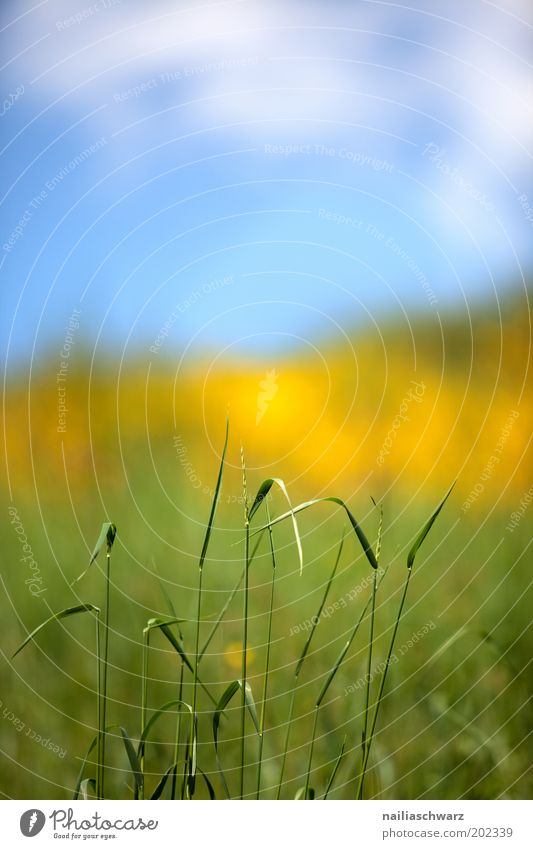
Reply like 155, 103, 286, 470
12, 427, 454, 800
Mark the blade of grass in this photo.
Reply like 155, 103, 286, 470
295, 786, 315, 799
71, 522, 116, 586
151, 560, 185, 799
249, 496, 378, 571
323, 734, 347, 799
248, 478, 303, 573
12, 603, 103, 799
137, 698, 192, 761
73, 734, 98, 800
213, 679, 260, 799
276, 534, 345, 799
198, 529, 266, 661
356, 485, 454, 799
303, 705, 319, 800
360, 501, 383, 788
256, 506, 276, 799
80, 778, 96, 800
240, 445, 250, 800
153, 621, 217, 706
190, 418, 229, 798
12, 604, 100, 658
100, 539, 114, 799
119, 726, 143, 800
315, 562, 390, 710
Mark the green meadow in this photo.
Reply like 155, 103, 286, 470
1, 297, 531, 800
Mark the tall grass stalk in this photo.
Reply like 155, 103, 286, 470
95, 612, 102, 799
198, 531, 265, 662
256, 508, 276, 799
355, 565, 411, 799
355, 485, 454, 799
140, 628, 149, 797
152, 560, 185, 800
100, 549, 111, 799
239, 446, 250, 799
359, 500, 383, 793
277, 535, 345, 799
323, 734, 347, 799
171, 662, 184, 799
303, 705, 319, 800
189, 420, 228, 798
304, 514, 383, 801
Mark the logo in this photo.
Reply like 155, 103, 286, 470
20, 809, 46, 837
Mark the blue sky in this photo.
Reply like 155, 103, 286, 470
1, 0, 532, 367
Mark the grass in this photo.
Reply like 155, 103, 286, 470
9, 425, 460, 800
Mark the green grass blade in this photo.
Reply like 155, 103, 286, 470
198, 529, 266, 661
213, 680, 240, 798
407, 483, 455, 569
143, 617, 185, 633
152, 559, 177, 618
151, 621, 218, 706
248, 478, 303, 573
250, 496, 378, 571
303, 706, 319, 801
323, 734, 347, 799
150, 760, 216, 800
241, 679, 261, 736
198, 768, 217, 800
73, 734, 99, 800
213, 679, 260, 798
12, 604, 100, 658
295, 786, 315, 799
118, 726, 143, 800
315, 563, 390, 707
199, 417, 229, 570
256, 509, 277, 799
80, 778, 96, 800
72, 522, 117, 585
138, 699, 192, 760
295, 533, 345, 677
356, 485, 453, 798
151, 762, 178, 800
187, 715, 198, 798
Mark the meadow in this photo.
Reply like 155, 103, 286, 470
1, 294, 531, 799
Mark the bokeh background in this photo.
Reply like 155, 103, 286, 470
1, 0, 531, 800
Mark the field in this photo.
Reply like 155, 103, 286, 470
1, 294, 531, 800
